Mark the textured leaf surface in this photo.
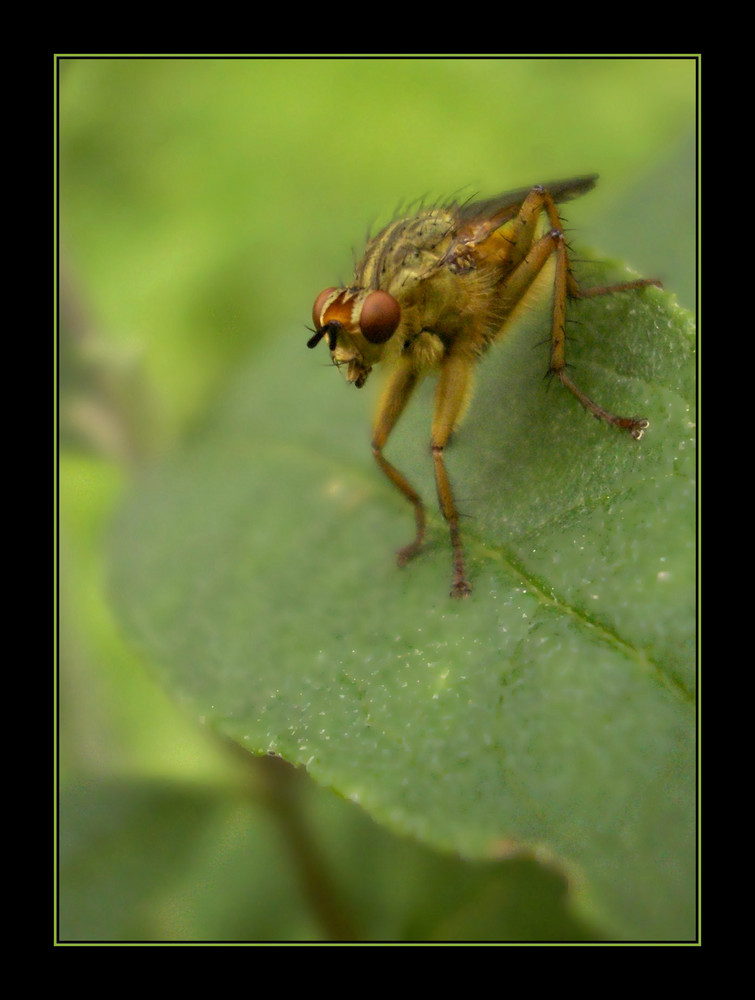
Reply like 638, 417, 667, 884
110, 267, 696, 940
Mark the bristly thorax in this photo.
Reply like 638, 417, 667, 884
355, 209, 456, 294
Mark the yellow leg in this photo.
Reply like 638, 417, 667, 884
431, 352, 475, 598
550, 231, 655, 438
561, 264, 661, 438
495, 222, 656, 440
489, 184, 574, 275
484, 187, 659, 439
371, 358, 426, 566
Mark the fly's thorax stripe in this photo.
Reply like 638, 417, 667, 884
356, 210, 455, 291
356, 219, 411, 289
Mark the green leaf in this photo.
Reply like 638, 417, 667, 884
110, 263, 696, 941
58, 771, 601, 942
58, 777, 325, 942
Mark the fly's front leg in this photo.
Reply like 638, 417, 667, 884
372, 357, 426, 567
432, 352, 475, 598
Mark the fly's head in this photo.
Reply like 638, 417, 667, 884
307, 286, 401, 388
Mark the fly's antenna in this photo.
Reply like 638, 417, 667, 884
306, 327, 326, 349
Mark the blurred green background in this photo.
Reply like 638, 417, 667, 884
58, 56, 696, 943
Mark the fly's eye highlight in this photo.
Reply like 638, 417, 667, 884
312, 287, 338, 329
360, 291, 401, 344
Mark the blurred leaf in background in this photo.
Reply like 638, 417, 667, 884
57, 55, 697, 943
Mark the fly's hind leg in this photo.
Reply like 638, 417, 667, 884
498, 186, 660, 439
550, 230, 660, 438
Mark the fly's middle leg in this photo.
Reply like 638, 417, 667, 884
432, 352, 475, 598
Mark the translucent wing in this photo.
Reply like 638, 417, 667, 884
450, 174, 598, 247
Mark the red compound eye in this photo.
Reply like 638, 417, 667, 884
312, 287, 338, 329
360, 291, 400, 344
